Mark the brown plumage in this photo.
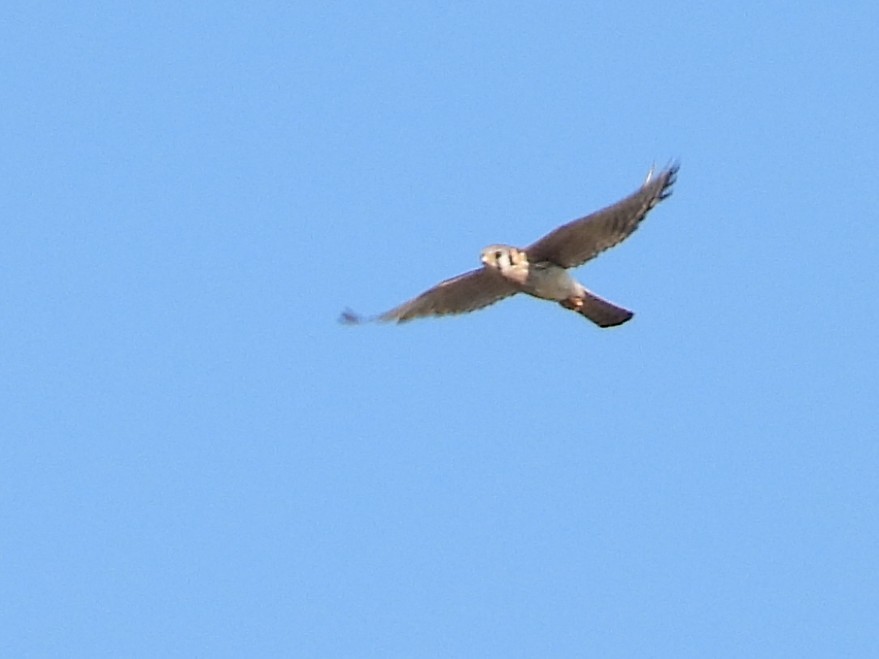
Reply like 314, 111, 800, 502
342, 163, 678, 327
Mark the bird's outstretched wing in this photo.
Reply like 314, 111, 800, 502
341, 268, 519, 324
526, 163, 678, 269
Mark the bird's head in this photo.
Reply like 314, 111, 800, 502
480, 245, 524, 271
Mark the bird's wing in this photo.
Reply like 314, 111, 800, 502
342, 268, 519, 324
526, 163, 678, 269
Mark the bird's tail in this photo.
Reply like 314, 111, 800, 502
560, 289, 633, 328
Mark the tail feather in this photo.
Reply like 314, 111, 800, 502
560, 290, 633, 328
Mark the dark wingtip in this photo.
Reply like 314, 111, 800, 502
339, 308, 365, 325
656, 161, 680, 200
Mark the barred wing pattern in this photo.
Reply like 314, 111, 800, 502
373, 268, 519, 323
526, 164, 678, 269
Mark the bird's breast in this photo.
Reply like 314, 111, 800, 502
522, 262, 579, 301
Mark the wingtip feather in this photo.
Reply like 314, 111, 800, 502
339, 308, 366, 325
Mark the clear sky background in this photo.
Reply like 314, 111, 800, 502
3, 3, 878, 657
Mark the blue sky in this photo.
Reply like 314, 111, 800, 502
3, 2, 878, 657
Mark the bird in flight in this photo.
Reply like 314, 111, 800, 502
342, 163, 678, 328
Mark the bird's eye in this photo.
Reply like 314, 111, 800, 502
495, 250, 502, 260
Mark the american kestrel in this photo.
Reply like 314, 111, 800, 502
342, 163, 678, 328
